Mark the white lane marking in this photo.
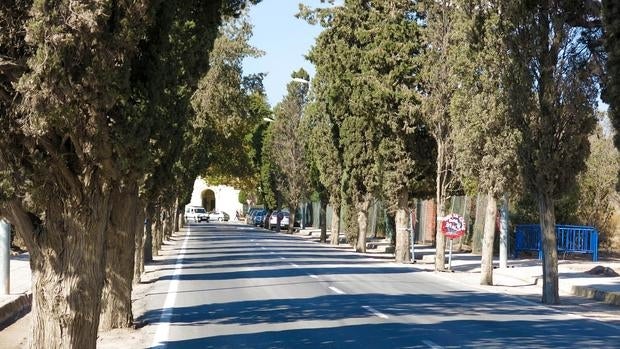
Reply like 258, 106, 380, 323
279, 256, 286, 260
308, 274, 319, 279
261, 246, 266, 250
290, 263, 299, 268
362, 305, 389, 319
422, 340, 443, 349
151, 226, 191, 348
251, 239, 255, 242
270, 251, 275, 254
329, 286, 345, 294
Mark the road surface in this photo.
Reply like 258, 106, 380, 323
141, 223, 620, 349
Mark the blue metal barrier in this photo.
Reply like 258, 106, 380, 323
514, 224, 598, 262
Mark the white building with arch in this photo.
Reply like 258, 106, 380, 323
188, 177, 243, 219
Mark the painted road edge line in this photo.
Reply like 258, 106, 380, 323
329, 286, 345, 295
362, 305, 389, 319
422, 340, 443, 349
151, 225, 191, 348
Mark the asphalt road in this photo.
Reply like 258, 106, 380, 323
142, 223, 620, 349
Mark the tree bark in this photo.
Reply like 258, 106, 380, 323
151, 207, 162, 256
288, 207, 297, 234
330, 204, 340, 245
434, 137, 449, 271
539, 191, 559, 304
395, 189, 410, 263
355, 199, 371, 253
100, 183, 139, 330
179, 212, 185, 229
435, 198, 447, 271
134, 204, 146, 285
144, 204, 153, 263
480, 192, 497, 286
319, 199, 328, 243
162, 205, 171, 241
173, 197, 180, 232
6, 186, 110, 348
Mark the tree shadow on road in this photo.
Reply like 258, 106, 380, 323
144, 292, 619, 349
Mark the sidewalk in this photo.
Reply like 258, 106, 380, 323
293, 227, 620, 307
0, 253, 31, 329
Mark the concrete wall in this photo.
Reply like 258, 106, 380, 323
189, 178, 243, 219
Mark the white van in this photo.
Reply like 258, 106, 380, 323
185, 206, 209, 222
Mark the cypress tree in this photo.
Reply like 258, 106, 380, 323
503, 0, 600, 304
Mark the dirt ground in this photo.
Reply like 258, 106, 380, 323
0, 273, 156, 349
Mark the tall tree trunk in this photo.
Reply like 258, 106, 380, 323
288, 207, 297, 234
144, 204, 154, 263
395, 189, 410, 263
6, 186, 110, 348
355, 199, 371, 253
134, 204, 146, 284
435, 140, 448, 271
435, 198, 447, 271
539, 191, 559, 304
164, 204, 173, 239
480, 192, 497, 285
330, 204, 340, 245
100, 183, 139, 330
173, 197, 180, 232
152, 207, 162, 256
319, 199, 328, 243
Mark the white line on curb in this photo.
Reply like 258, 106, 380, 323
329, 286, 345, 294
151, 226, 191, 348
362, 305, 389, 319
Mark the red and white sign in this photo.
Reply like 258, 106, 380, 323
441, 213, 466, 239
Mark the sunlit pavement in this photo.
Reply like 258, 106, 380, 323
141, 223, 620, 349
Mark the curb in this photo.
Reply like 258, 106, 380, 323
0, 292, 32, 330
570, 285, 620, 306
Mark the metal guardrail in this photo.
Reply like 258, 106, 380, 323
514, 224, 598, 262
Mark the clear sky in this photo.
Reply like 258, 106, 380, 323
243, 0, 328, 107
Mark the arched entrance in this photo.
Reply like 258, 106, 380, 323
201, 189, 216, 211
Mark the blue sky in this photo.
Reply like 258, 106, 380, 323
243, 0, 329, 107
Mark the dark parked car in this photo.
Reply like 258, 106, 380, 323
252, 209, 267, 226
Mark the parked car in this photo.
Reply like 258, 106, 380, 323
279, 211, 291, 229
260, 210, 272, 228
185, 206, 209, 222
209, 211, 230, 222
246, 208, 260, 224
252, 209, 267, 226
280, 211, 302, 229
268, 210, 280, 229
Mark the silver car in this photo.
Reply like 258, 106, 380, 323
208, 211, 230, 222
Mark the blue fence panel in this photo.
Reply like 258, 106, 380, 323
514, 224, 598, 262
